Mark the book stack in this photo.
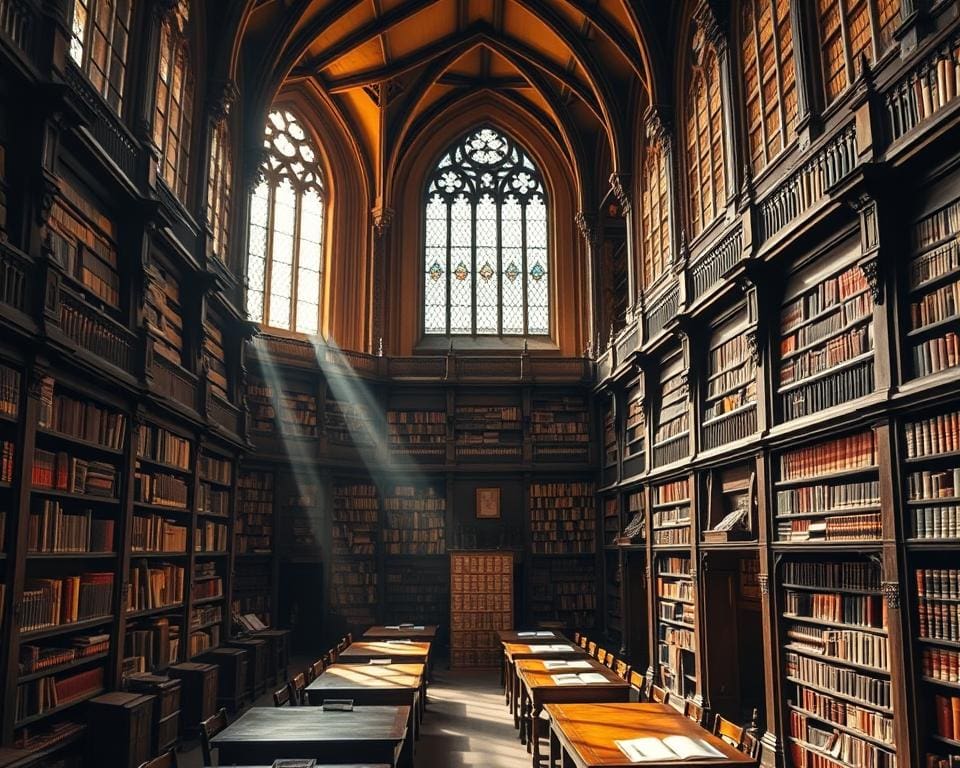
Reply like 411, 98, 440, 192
125, 617, 178, 671
386, 409, 446, 458
197, 483, 229, 517
134, 472, 188, 508
27, 502, 114, 552
19, 574, 114, 631
36, 377, 126, 449
236, 470, 274, 554
127, 561, 184, 613
529, 481, 596, 555
382, 484, 445, 555
910, 197, 960, 377
652, 478, 690, 546
32, 450, 116, 497
18, 634, 110, 674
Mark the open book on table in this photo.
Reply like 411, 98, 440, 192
542, 659, 593, 670
550, 672, 611, 685
517, 631, 555, 638
615, 735, 725, 762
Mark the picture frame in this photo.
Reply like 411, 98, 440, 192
476, 487, 501, 519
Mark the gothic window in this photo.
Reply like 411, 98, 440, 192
640, 122, 671, 288
154, 0, 193, 201
817, 0, 901, 104
207, 120, 232, 262
685, 28, 726, 239
68, 0, 132, 112
423, 127, 549, 337
246, 109, 325, 336
741, 0, 798, 174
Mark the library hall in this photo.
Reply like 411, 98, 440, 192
1, 0, 960, 766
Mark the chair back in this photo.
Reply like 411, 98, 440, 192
603, 653, 615, 669
614, 659, 631, 680
596, 648, 607, 664
326, 647, 338, 664
650, 684, 669, 704
273, 685, 290, 706
305, 665, 316, 684
138, 750, 178, 768
628, 670, 645, 702
578, 635, 589, 649
713, 715, 745, 749
288, 671, 306, 705
337, 639, 348, 653
345, 632, 353, 645
740, 731, 761, 759
199, 707, 228, 767
683, 699, 704, 724
573, 631, 581, 645
311, 659, 325, 679
587, 641, 598, 657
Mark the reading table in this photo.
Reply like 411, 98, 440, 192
337, 641, 431, 668
362, 625, 438, 642
501, 641, 587, 722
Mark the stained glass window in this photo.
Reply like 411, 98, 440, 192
423, 127, 550, 337
69, 0, 132, 113
817, 0, 901, 104
207, 119, 232, 262
154, 0, 193, 202
686, 25, 726, 239
245, 109, 325, 335
741, 0, 798, 174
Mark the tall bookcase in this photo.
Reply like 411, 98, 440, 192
234, 469, 275, 626
652, 350, 690, 468
449, 550, 513, 668
329, 481, 379, 632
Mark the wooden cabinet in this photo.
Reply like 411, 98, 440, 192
168, 663, 217, 739
85, 692, 154, 768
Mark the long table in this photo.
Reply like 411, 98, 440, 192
517, 659, 630, 764
363, 625, 438, 642
501, 641, 589, 724
338, 641, 431, 667
209, 705, 410, 768
545, 702, 757, 768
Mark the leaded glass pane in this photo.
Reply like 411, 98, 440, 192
424, 195, 448, 334
475, 194, 498, 334
526, 195, 549, 335
501, 194, 524, 334
449, 195, 473, 334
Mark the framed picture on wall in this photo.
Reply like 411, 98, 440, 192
476, 487, 501, 519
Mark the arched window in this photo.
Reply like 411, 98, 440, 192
817, 0, 900, 103
423, 127, 549, 337
68, 0, 132, 113
207, 120, 232, 262
741, 0, 798, 174
685, 31, 726, 239
154, 0, 193, 201
640, 121, 671, 288
246, 109, 325, 336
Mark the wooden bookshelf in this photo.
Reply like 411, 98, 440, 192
246, 380, 318, 437
603, 398, 617, 469
781, 557, 895, 768
529, 556, 596, 629
623, 381, 645, 477
778, 251, 875, 421
450, 551, 512, 669
530, 392, 590, 463
143, 260, 184, 368
908, 196, 960, 379
382, 482, 445, 556
329, 481, 379, 631
202, 315, 229, 403
774, 431, 880, 544
454, 398, 522, 461
604, 549, 623, 647
653, 350, 689, 468
702, 307, 757, 450
383, 559, 449, 629
603, 495, 621, 547
281, 480, 323, 558
386, 409, 446, 461
324, 394, 377, 447
528, 480, 595, 555
655, 554, 696, 700
652, 477, 691, 547
621, 489, 645, 546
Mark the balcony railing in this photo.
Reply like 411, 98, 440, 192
152, 355, 198, 411
0, 240, 30, 314
644, 283, 680, 341
690, 226, 743, 303
58, 289, 134, 373
0, 0, 35, 63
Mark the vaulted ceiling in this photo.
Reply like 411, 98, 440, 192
233, 0, 662, 207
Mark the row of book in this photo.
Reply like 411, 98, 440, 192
15, 666, 104, 721
189, 626, 220, 657
780, 432, 876, 481
198, 454, 231, 485
784, 591, 886, 629
791, 687, 894, 744
0, 363, 19, 418
910, 238, 959, 291
196, 521, 227, 552
236, 470, 273, 554
783, 561, 881, 591
125, 617, 178, 671
198, 483, 229, 516
127, 562, 184, 613
917, 601, 960, 643
933, 694, 960, 742
19, 574, 114, 631
137, 424, 190, 469
192, 575, 223, 600
923, 647, 960, 683
652, 505, 690, 529
917, 568, 960, 600
781, 266, 870, 332
788, 712, 895, 768
655, 480, 689, 505
134, 472, 188, 508
18, 634, 110, 675
37, 377, 126, 450
913, 331, 960, 376
777, 512, 882, 542
131, 514, 187, 553
911, 279, 960, 330
776, 480, 880, 516
905, 410, 960, 458
781, 292, 872, 355
786, 653, 892, 708
383, 486, 445, 512
786, 622, 890, 670
779, 325, 872, 386
192, 603, 223, 628
32, 450, 116, 497
27, 502, 114, 553
780, 357, 875, 421
908, 469, 960, 500
914, 198, 960, 251
911, 505, 960, 540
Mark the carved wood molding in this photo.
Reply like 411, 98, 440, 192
881, 581, 900, 610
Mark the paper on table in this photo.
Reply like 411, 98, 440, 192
542, 660, 593, 670
549, 672, 611, 685
385, 625, 401, 630
369, 658, 392, 665
662, 736, 725, 759
550, 674, 583, 686
615, 736, 725, 762
526, 644, 573, 653
577, 672, 611, 684
384, 639, 413, 644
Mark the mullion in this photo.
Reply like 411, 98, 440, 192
471, 194, 477, 336
496, 195, 503, 337
261, 182, 276, 327
445, 199, 452, 335
290, 185, 303, 332
521, 199, 528, 336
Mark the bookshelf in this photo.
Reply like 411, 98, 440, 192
702, 307, 757, 450
329, 481, 379, 631
781, 557, 895, 768
528, 480, 596, 555
234, 469, 275, 627
603, 398, 617, 469
382, 482, 445, 556
604, 549, 623, 647
450, 551, 512, 668
778, 250, 875, 421
530, 392, 590, 463
246, 380, 318, 437
202, 315, 229, 403
774, 431, 880, 544
655, 553, 696, 700
623, 381, 646, 478
454, 397, 522, 461
324, 394, 377, 447
383, 559, 449, 629
652, 477, 691, 547
653, 350, 690, 468
281, 480, 324, 558
907, 196, 960, 379
529, 556, 597, 629
143, 260, 184, 368
386, 408, 446, 461
603, 495, 621, 547
621, 489, 646, 546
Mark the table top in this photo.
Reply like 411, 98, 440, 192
363, 625, 438, 640
503, 641, 586, 660
496, 630, 562, 643
517, 658, 626, 689
306, 663, 425, 693
338, 641, 432, 661
544, 703, 755, 767
210, 705, 410, 746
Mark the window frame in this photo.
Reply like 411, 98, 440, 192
207, 118, 232, 263
685, 40, 726, 240
639, 118, 672, 290
154, 0, 194, 203
420, 125, 552, 339
68, 0, 133, 114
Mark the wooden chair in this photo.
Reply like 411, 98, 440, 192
650, 684, 669, 704
573, 631, 581, 645
628, 670, 646, 702
587, 641, 598, 658
273, 685, 290, 706
138, 751, 178, 768
345, 632, 353, 645
288, 671, 306, 706
740, 731, 761, 759
326, 647, 338, 665
199, 707, 228, 767
713, 715, 745, 749
596, 648, 607, 664
603, 653, 616, 669
337, 640, 348, 653
578, 635, 589, 649
311, 658, 325, 679
614, 659, 631, 680
305, 665, 316, 684
683, 700, 704, 725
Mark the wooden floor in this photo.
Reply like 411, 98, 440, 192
181, 666, 530, 768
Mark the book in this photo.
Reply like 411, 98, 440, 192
616, 736, 724, 762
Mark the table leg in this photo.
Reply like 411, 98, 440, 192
518, 686, 527, 744
549, 723, 559, 768
400, 729, 414, 768
531, 705, 541, 762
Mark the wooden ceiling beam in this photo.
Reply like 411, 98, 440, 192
435, 73, 530, 88
302, 0, 443, 73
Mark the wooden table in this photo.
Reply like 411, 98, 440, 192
304, 663, 425, 746
545, 703, 757, 768
517, 659, 630, 765
338, 641, 431, 667
363, 625, 438, 641
501, 641, 588, 720
496, 629, 562, 644
209, 705, 410, 768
